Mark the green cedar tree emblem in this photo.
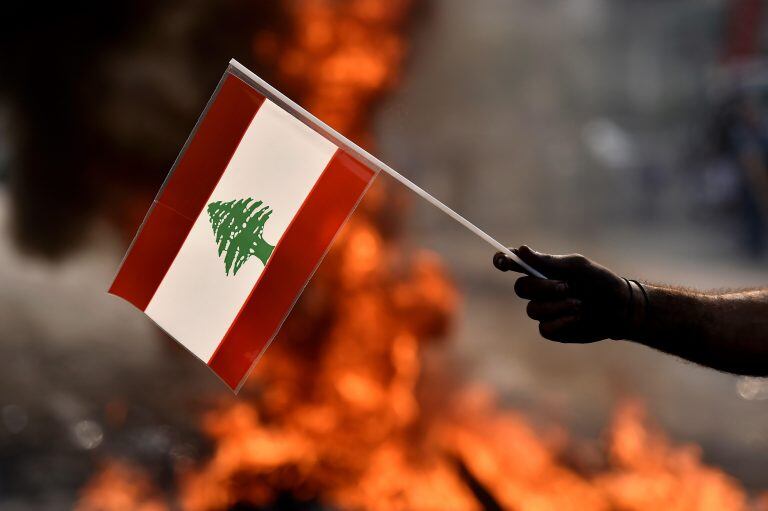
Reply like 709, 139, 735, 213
207, 198, 275, 276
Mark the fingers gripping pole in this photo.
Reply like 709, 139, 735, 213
499, 247, 546, 279
227, 59, 545, 279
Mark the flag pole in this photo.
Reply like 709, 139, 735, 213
227, 59, 545, 279
364, 162, 546, 279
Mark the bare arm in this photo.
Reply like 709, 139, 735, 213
494, 246, 768, 376
636, 285, 768, 375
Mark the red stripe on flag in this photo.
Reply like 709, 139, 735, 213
108, 202, 193, 309
208, 150, 376, 389
109, 75, 265, 310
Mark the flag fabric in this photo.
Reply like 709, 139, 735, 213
110, 64, 377, 391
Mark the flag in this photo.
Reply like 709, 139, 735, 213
109, 62, 377, 391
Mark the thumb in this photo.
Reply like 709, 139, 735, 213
516, 246, 589, 280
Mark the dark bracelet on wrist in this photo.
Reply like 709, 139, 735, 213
627, 279, 649, 338
623, 277, 634, 318
615, 277, 635, 340
629, 279, 649, 314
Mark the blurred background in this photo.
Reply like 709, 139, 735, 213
2, 0, 768, 509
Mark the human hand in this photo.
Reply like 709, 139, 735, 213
494, 246, 636, 343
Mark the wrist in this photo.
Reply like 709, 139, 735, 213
612, 278, 648, 340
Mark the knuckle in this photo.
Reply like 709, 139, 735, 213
570, 254, 589, 267
526, 301, 539, 319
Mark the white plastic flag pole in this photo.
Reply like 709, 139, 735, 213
228, 59, 546, 279
367, 166, 546, 279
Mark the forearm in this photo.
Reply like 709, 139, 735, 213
628, 284, 768, 376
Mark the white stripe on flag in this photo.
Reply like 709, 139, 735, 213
145, 100, 337, 361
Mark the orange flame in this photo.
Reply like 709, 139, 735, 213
75, 460, 168, 511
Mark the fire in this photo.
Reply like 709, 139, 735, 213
253, 0, 411, 145
76, 460, 168, 511
595, 401, 748, 510
77, 0, 762, 510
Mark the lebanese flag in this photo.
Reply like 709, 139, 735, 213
110, 61, 377, 391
